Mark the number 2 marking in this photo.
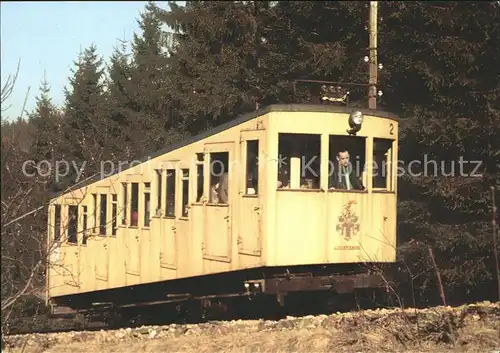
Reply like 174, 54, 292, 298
389, 123, 394, 135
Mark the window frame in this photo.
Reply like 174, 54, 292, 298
164, 168, 176, 218
82, 205, 88, 245
143, 182, 151, 227
244, 139, 260, 196
111, 193, 118, 236
130, 182, 139, 227
54, 204, 61, 241
371, 137, 396, 194
99, 193, 108, 236
67, 205, 78, 244
180, 168, 190, 219
276, 132, 323, 192
207, 151, 231, 205
327, 134, 368, 194
154, 169, 163, 217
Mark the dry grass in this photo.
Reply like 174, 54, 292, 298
4, 302, 499, 353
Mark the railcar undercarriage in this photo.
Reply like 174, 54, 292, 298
49, 264, 395, 325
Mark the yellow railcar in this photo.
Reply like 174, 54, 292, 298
46, 104, 398, 315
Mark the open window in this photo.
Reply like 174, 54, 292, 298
67, 205, 78, 244
181, 169, 189, 217
99, 194, 107, 235
155, 170, 162, 215
92, 193, 97, 232
165, 169, 176, 217
121, 183, 127, 225
277, 133, 321, 190
209, 152, 229, 203
130, 183, 139, 227
54, 204, 61, 241
111, 194, 117, 235
328, 135, 366, 191
144, 182, 151, 227
373, 138, 394, 191
82, 205, 88, 245
246, 140, 259, 195
195, 153, 204, 202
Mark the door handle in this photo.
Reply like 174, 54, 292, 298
171, 226, 176, 230
253, 206, 260, 211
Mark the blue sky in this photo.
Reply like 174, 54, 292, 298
1, 1, 176, 121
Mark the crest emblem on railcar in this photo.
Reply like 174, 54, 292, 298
336, 200, 360, 241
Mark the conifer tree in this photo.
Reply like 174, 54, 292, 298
28, 75, 60, 161
160, 1, 275, 133
63, 44, 108, 180
106, 39, 136, 160
379, 1, 500, 303
128, 1, 177, 154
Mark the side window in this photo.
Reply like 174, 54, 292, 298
92, 193, 97, 232
373, 138, 393, 190
155, 170, 162, 214
165, 169, 176, 217
328, 135, 366, 191
181, 169, 189, 217
111, 194, 117, 235
209, 152, 229, 204
277, 133, 321, 189
130, 182, 139, 226
195, 153, 204, 202
54, 204, 61, 241
82, 205, 88, 245
121, 183, 127, 225
246, 140, 259, 195
67, 205, 78, 244
144, 182, 151, 227
99, 194, 107, 235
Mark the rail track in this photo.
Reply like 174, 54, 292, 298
5, 288, 395, 336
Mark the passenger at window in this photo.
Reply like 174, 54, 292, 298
329, 149, 364, 190
277, 161, 290, 188
131, 210, 138, 226
212, 172, 229, 203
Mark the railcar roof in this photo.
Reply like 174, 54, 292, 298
50, 104, 398, 200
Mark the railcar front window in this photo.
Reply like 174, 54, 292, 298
277, 133, 321, 190
373, 138, 393, 190
328, 135, 366, 191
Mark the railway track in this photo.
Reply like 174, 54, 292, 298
4, 301, 499, 353
5, 289, 395, 336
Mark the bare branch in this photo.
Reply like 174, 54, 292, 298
1, 58, 21, 110
1, 261, 43, 312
